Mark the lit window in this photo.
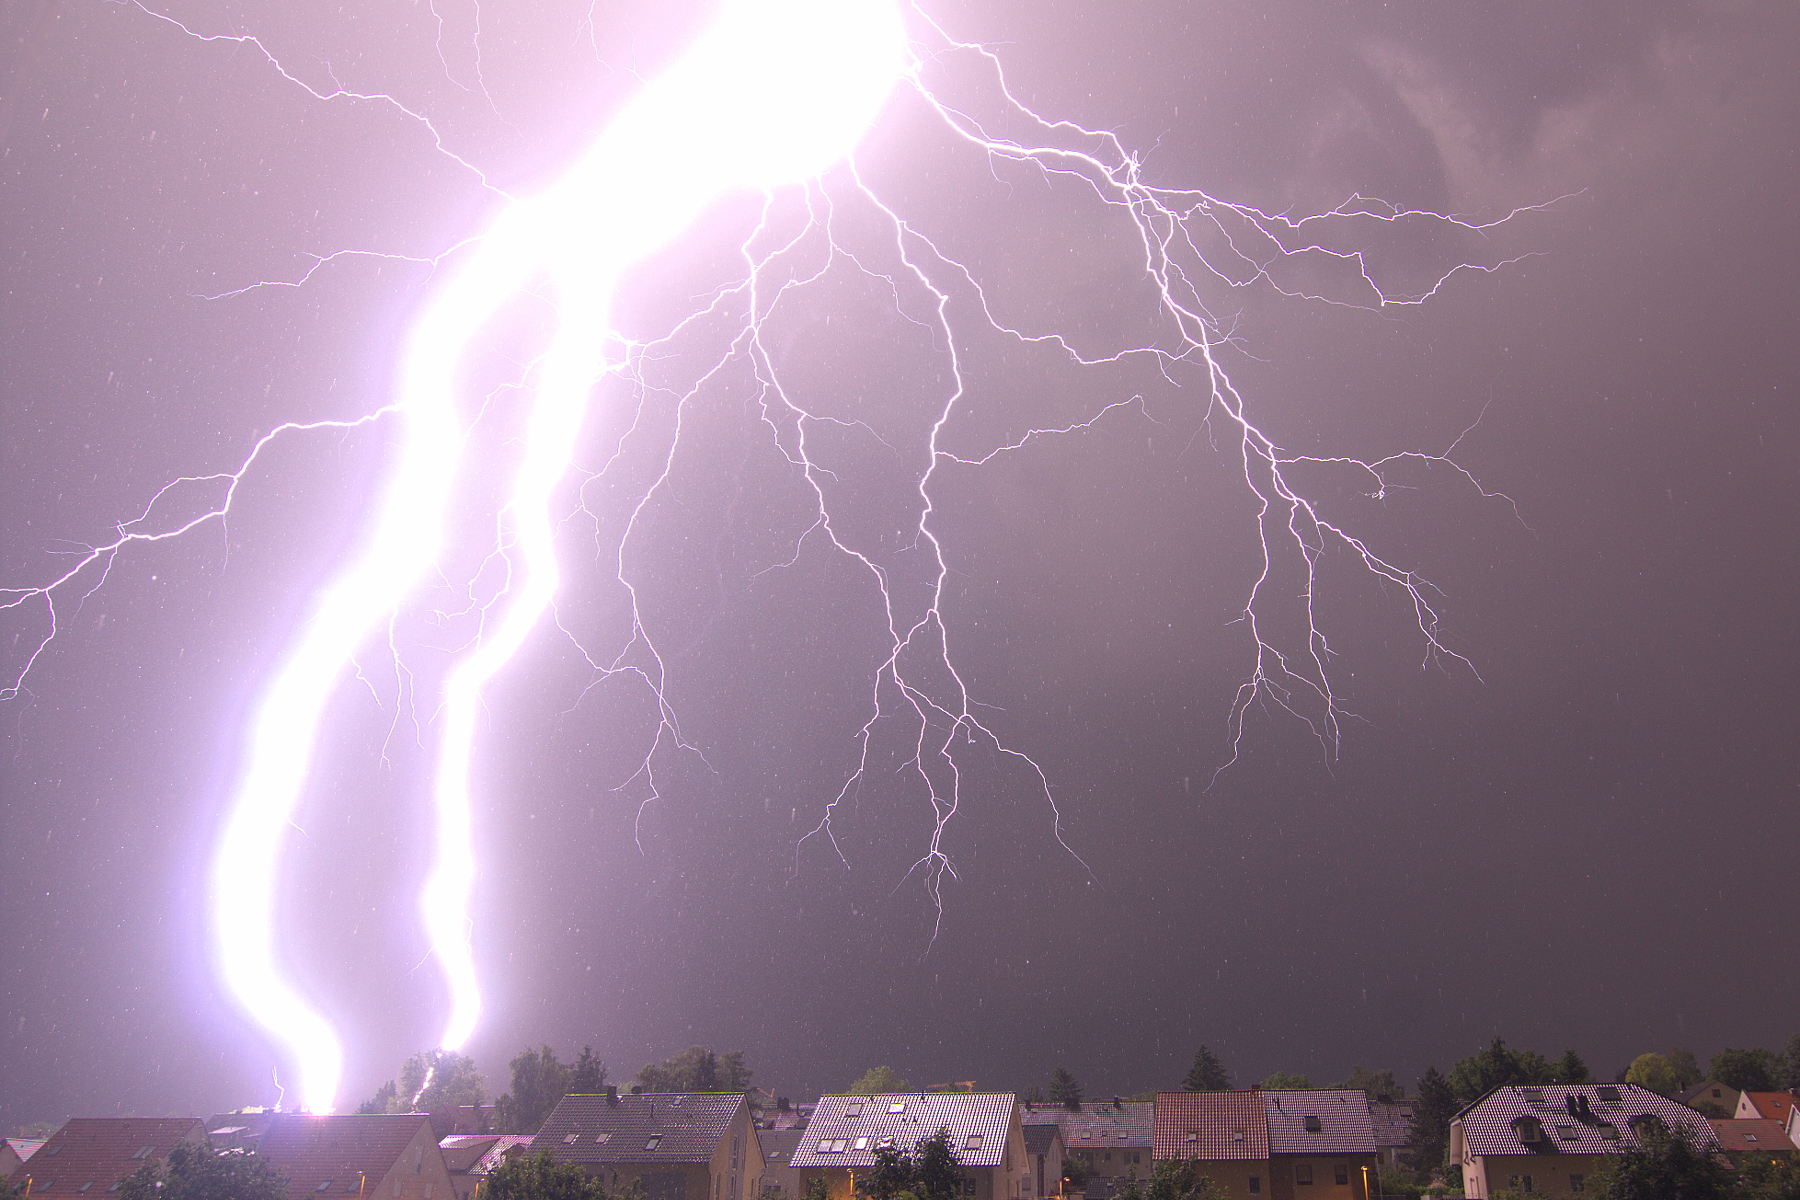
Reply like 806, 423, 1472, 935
1303, 1117, 1321, 1134
855, 1139, 869, 1151
1294, 1166, 1312, 1186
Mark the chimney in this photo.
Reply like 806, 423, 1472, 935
1113, 1098, 1123, 1110
607, 1087, 619, 1107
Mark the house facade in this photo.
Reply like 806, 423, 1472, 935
532, 1091, 762, 1200
1026, 1102, 1151, 1189
788, 1094, 1029, 1200
257, 1113, 457, 1200
1260, 1091, 1376, 1200
4, 1118, 208, 1199
1153, 1091, 1272, 1200
1451, 1083, 1717, 1199
1738, 1092, 1800, 1126
1680, 1082, 1741, 1119
1022, 1122, 1065, 1200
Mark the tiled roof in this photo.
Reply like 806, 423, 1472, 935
759, 1129, 805, 1165
1025, 1103, 1153, 1150
1022, 1127, 1059, 1156
257, 1114, 435, 1200
532, 1093, 746, 1166
1456, 1085, 1716, 1158
471, 1137, 533, 1176
439, 1136, 503, 1174
1709, 1119, 1796, 1153
1367, 1099, 1415, 1150
1262, 1092, 1376, 1156
6, 1118, 208, 1197
1153, 1092, 1268, 1162
1743, 1093, 1800, 1124
788, 1095, 1017, 1169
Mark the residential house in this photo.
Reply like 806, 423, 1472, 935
440, 1134, 531, 1200
207, 1111, 278, 1153
1737, 1092, 1800, 1126
1261, 1091, 1377, 1200
1152, 1090, 1271, 1200
4, 1118, 209, 1199
1365, 1098, 1414, 1170
1021, 1123, 1064, 1200
1026, 1100, 1152, 1187
531, 1091, 761, 1200
0, 1140, 45, 1179
1450, 1083, 1717, 1199
1679, 1083, 1741, 1119
256, 1113, 457, 1200
1708, 1119, 1796, 1165
788, 1094, 1029, 1200
757, 1127, 807, 1200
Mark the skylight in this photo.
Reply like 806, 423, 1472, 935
854, 1139, 869, 1151
888, 1103, 906, 1115
1520, 1089, 1544, 1103
645, 1137, 662, 1151
964, 1136, 983, 1150
595, 1134, 612, 1144
1303, 1117, 1322, 1133
1596, 1088, 1620, 1103
316, 1182, 334, 1193
130, 1147, 156, 1161
564, 1135, 581, 1146
845, 1104, 863, 1118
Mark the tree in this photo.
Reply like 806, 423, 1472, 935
634, 1046, 752, 1093
1339, 1067, 1405, 1099
398, 1049, 487, 1111
1593, 1118, 1733, 1200
850, 1066, 912, 1095
1183, 1047, 1230, 1091
484, 1151, 642, 1200
1404, 1067, 1456, 1179
1115, 1161, 1227, 1200
571, 1047, 610, 1094
497, 1046, 573, 1134
1710, 1047, 1776, 1093
1778, 1034, 1800, 1091
358, 1080, 399, 1115
1258, 1073, 1310, 1091
1049, 1066, 1083, 1109
1666, 1048, 1702, 1092
858, 1145, 916, 1200
117, 1142, 287, 1200
1446, 1039, 1555, 1104
1555, 1050, 1592, 1084
912, 1130, 962, 1200
1624, 1054, 1679, 1097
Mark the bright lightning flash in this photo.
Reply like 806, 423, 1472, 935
0, 0, 1554, 1118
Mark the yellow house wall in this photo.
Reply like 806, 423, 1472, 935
1465, 1153, 1605, 1199
1270, 1156, 1371, 1200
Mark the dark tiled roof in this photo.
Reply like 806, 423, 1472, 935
759, 1129, 805, 1165
1023, 1127, 1059, 1156
1709, 1119, 1796, 1153
1743, 1094, 1800, 1124
257, 1114, 435, 1200
5, 1118, 208, 1198
1153, 1092, 1267, 1162
1262, 1092, 1376, 1156
789, 1095, 1017, 1169
532, 1093, 746, 1166
1367, 1099, 1415, 1150
1457, 1085, 1715, 1158
1026, 1103, 1153, 1150
471, 1137, 533, 1176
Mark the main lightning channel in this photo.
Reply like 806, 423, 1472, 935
211, 0, 907, 1113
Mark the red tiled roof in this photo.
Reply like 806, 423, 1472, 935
1743, 1094, 1800, 1124
257, 1114, 434, 1200
1153, 1092, 1268, 1162
1710, 1119, 1797, 1153
5, 1118, 208, 1198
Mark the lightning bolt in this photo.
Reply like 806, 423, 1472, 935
0, 0, 1556, 1114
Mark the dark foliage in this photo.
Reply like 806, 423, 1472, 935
497, 1045, 610, 1135
116, 1143, 287, 1200
1050, 1066, 1083, 1109
1404, 1067, 1456, 1178
1182, 1047, 1230, 1091
853, 1130, 962, 1200
483, 1152, 644, 1200
1114, 1160, 1227, 1200
1594, 1119, 1734, 1200
1709, 1049, 1776, 1094
1447, 1039, 1557, 1103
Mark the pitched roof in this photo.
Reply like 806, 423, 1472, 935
5, 1118, 208, 1197
256, 1114, 435, 1200
1261, 1091, 1377, 1156
1742, 1093, 1800, 1124
531, 1093, 746, 1166
759, 1128, 805, 1166
788, 1095, 1017, 1169
1023, 1126, 1060, 1156
1024, 1103, 1153, 1149
1680, 1083, 1740, 1108
1153, 1092, 1268, 1162
470, 1136, 533, 1176
1709, 1119, 1797, 1153
439, 1136, 504, 1174
1367, 1099, 1415, 1150
1456, 1084, 1716, 1158
6, 1140, 47, 1164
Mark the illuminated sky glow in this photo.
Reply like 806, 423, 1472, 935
3, 0, 1794, 1125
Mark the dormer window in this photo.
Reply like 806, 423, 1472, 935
1514, 1117, 1544, 1144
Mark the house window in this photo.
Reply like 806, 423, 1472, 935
855, 1139, 869, 1151
1596, 1088, 1620, 1103
316, 1183, 334, 1194
131, 1148, 156, 1161
1521, 1176, 1534, 1193
646, 1137, 662, 1152
889, 1104, 907, 1115
1303, 1117, 1322, 1134
1295, 1165, 1313, 1186
845, 1104, 864, 1118
1334, 1166, 1347, 1186
1570, 1175, 1586, 1193
79, 1183, 94, 1194
964, 1137, 983, 1152
1248, 1179, 1260, 1196
564, 1135, 582, 1146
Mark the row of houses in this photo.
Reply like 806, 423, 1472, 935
8, 1084, 1798, 1200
